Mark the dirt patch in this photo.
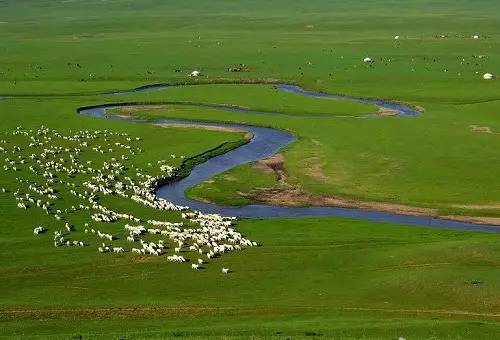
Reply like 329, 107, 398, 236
304, 156, 330, 182
223, 174, 238, 181
227, 63, 250, 72
241, 186, 439, 217
71, 33, 105, 40
115, 105, 169, 113
240, 185, 500, 225
378, 108, 399, 116
0, 306, 315, 321
214, 103, 252, 110
441, 215, 500, 226
470, 125, 493, 134
253, 153, 286, 183
0, 306, 235, 321
155, 123, 253, 139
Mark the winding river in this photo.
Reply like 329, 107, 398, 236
74, 83, 500, 233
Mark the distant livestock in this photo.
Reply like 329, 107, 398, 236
4, 126, 258, 272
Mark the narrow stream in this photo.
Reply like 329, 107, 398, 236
76, 83, 500, 232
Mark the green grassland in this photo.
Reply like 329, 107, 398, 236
2, 210, 500, 338
1, 0, 500, 338
115, 93, 500, 219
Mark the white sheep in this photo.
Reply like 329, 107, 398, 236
33, 226, 45, 235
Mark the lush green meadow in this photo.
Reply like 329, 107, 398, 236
116, 88, 500, 220
1, 0, 500, 338
3, 210, 500, 338
3, 0, 500, 219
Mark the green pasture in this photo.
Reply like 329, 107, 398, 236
1, 0, 500, 338
115, 91, 500, 218
2, 209, 500, 338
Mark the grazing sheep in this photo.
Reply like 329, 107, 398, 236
33, 226, 46, 235
7, 126, 259, 271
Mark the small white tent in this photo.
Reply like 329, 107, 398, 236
363, 57, 373, 63
189, 70, 200, 77
483, 73, 494, 80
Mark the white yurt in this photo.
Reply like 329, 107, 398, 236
483, 73, 494, 80
363, 57, 373, 63
189, 70, 200, 77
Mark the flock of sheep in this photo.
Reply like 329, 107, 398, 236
1, 126, 258, 274
361, 34, 495, 80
